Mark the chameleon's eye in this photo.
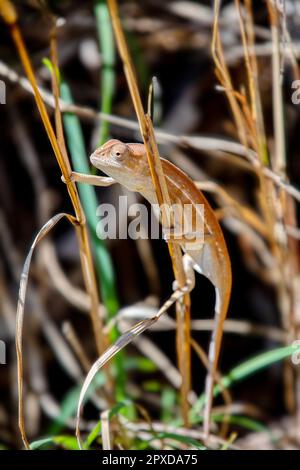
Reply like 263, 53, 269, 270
110, 143, 128, 160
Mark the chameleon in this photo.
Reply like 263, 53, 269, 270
69, 139, 232, 437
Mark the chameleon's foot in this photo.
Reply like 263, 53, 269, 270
172, 254, 196, 294
172, 277, 194, 294
61, 172, 75, 184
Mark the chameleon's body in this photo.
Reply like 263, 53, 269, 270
75, 139, 232, 436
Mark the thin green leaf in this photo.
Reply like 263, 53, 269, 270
124, 356, 157, 372
212, 414, 269, 433
94, 0, 116, 145
60, 81, 119, 314
54, 435, 80, 450
30, 437, 56, 450
143, 380, 161, 393
161, 387, 177, 423
60, 79, 125, 401
30, 435, 80, 450
147, 432, 206, 450
84, 421, 102, 449
191, 343, 300, 419
42, 57, 61, 82
49, 372, 106, 435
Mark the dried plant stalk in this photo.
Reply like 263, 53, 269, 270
0, 1, 106, 448
16, 213, 76, 448
106, 0, 191, 424
11, 15, 105, 350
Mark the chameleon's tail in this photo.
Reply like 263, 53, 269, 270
203, 285, 230, 439
185, 242, 232, 439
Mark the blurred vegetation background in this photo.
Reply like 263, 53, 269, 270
1, 0, 300, 450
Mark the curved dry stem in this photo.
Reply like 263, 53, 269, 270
16, 212, 77, 449
107, 0, 191, 425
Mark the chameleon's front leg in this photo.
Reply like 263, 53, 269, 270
62, 171, 117, 187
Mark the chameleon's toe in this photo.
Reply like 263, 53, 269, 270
61, 172, 75, 184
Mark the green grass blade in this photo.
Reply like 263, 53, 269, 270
94, 0, 115, 146
146, 432, 206, 450
60, 80, 126, 400
49, 372, 106, 435
212, 414, 267, 433
84, 421, 102, 449
30, 437, 56, 450
191, 343, 300, 419
30, 435, 80, 450
60, 81, 119, 314
161, 387, 177, 423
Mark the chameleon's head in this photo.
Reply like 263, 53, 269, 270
90, 139, 151, 191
